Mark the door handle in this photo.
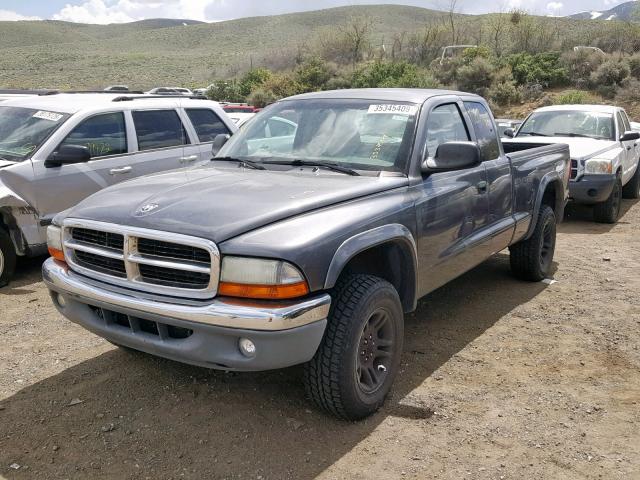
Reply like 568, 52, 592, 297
109, 166, 132, 175
476, 180, 488, 193
179, 155, 199, 164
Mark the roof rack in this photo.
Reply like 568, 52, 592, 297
37, 90, 145, 96
112, 94, 208, 102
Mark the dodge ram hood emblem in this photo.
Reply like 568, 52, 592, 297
137, 203, 159, 215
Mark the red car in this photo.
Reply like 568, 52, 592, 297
223, 104, 256, 113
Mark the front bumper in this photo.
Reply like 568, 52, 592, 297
43, 259, 330, 371
569, 174, 616, 204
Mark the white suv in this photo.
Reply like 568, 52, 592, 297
0, 92, 237, 285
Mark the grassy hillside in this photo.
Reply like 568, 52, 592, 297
0, 5, 452, 89
0, 4, 634, 90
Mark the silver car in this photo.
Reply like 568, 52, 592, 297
0, 92, 236, 285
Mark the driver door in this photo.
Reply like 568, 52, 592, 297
414, 101, 490, 297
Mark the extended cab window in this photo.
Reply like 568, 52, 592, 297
133, 110, 189, 151
464, 102, 500, 161
425, 104, 469, 157
185, 109, 230, 142
60, 112, 127, 159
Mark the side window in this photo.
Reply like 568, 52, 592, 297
132, 110, 189, 151
464, 102, 500, 161
185, 109, 230, 143
425, 103, 469, 157
266, 117, 296, 137
60, 112, 127, 159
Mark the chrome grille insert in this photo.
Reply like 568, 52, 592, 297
63, 219, 220, 300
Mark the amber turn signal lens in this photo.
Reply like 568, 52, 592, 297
48, 247, 66, 263
218, 281, 309, 300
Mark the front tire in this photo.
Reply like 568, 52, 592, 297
622, 164, 640, 199
509, 205, 556, 282
304, 274, 404, 420
0, 228, 17, 288
594, 175, 622, 223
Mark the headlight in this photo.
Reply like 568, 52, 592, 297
584, 159, 613, 174
219, 257, 309, 299
47, 225, 65, 262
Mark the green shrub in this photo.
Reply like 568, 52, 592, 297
206, 80, 244, 103
456, 57, 494, 95
554, 90, 597, 105
615, 78, 640, 103
351, 61, 440, 88
506, 52, 568, 87
628, 54, 640, 80
590, 60, 630, 98
561, 50, 605, 89
489, 81, 520, 106
295, 57, 334, 91
247, 88, 278, 108
260, 73, 303, 99
239, 68, 272, 97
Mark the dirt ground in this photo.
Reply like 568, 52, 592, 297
0, 200, 639, 480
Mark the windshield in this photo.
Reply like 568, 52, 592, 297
218, 99, 419, 172
0, 106, 70, 161
518, 110, 615, 140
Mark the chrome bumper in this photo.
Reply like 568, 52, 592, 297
42, 258, 331, 332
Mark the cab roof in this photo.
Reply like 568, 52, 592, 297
0, 93, 218, 114
286, 88, 481, 104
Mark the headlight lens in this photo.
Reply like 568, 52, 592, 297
584, 159, 613, 174
46, 225, 65, 262
219, 257, 309, 299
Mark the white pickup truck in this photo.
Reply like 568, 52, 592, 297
505, 105, 640, 223
0, 92, 236, 286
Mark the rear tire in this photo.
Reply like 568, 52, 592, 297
509, 205, 556, 282
622, 164, 640, 199
594, 175, 622, 223
0, 229, 17, 288
303, 274, 404, 420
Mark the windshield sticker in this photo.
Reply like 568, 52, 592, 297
368, 104, 418, 116
33, 111, 63, 122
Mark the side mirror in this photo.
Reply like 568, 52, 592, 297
620, 131, 640, 142
45, 145, 91, 168
211, 134, 230, 157
503, 128, 515, 138
421, 142, 482, 174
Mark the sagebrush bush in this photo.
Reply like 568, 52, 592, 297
295, 57, 334, 91
247, 88, 278, 108
590, 60, 630, 98
627, 54, 640, 80
615, 79, 640, 104
351, 61, 440, 89
561, 50, 605, 88
518, 82, 544, 102
506, 52, 568, 87
456, 57, 494, 95
554, 90, 597, 105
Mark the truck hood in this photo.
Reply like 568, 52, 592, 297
65, 165, 409, 243
0, 159, 17, 169
513, 136, 618, 160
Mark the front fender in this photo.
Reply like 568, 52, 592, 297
0, 184, 40, 256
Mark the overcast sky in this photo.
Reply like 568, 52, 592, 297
0, 0, 634, 24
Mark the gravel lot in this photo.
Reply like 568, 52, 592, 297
1, 200, 639, 480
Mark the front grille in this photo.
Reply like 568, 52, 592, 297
139, 264, 210, 288
92, 306, 194, 340
138, 238, 210, 263
75, 250, 127, 277
63, 221, 220, 299
570, 159, 578, 180
72, 227, 124, 250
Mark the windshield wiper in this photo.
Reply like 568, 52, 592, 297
263, 159, 361, 176
212, 156, 265, 170
519, 131, 549, 137
554, 132, 603, 139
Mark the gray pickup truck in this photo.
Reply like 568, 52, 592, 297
43, 89, 570, 419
